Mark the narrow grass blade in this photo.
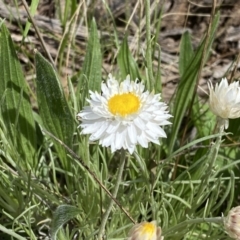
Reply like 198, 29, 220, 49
168, 12, 220, 153
77, 18, 102, 102
165, 193, 191, 209
51, 205, 81, 240
0, 224, 26, 240
23, 0, 39, 38
179, 31, 194, 77
35, 52, 74, 151
0, 22, 36, 166
117, 36, 140, 80
61, 0, 71, 28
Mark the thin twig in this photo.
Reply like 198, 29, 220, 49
42, 128, 136, 224
20, 0, 55, 67
97, 149, 127, 239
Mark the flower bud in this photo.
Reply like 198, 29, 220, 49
128, 220, 163, 240
208, 78, 240, 129
224, 206, 240, 239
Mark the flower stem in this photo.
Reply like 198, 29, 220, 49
163, 216, 223, 236
97, 149, 126, 240
202, 121, 224, 181
187, 122, 225, 216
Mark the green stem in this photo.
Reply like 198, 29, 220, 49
205, 121, 224, 177
97, 149, 126, 240
194, 122, 224, 200
145, 0, 154, 89
163, 216, 223, 236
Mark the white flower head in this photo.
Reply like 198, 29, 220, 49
128, 221, 163, 240
208, 78, 240, 129
77, 74, 172, 154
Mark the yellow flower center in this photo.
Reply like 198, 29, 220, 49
108, 93, 140, 116
140, 222, 155, 238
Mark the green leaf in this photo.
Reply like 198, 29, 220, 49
35, 52, 74, 155
179, 31, 194, 77
0, 22, 36, 166
168, 12, 220, 154
77, 18, 102, 98
51, 205, 81, 240
192, 98, 215, 138
117, 36, 140, 80
0, 224, 26, 240
61, 0, 71, 28
23, 0, 39, 38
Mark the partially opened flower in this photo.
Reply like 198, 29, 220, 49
128, 221, 163, 240
224, 206, 240, 239
77, 74, 172, 154
208, 78, 240, 129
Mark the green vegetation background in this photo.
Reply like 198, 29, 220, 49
0, 0, 239, 239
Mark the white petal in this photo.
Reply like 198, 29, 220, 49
137, 132, 148, 148
106, 120, 121, 133
127, 124, 137, 144
91, 122, 109, 139
115, 128, 126, 149
147, 123, 167, 138
133, 117, 146, 130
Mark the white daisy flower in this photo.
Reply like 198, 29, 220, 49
128, 221, 163, 240
77, 74, 172, 154
208, 77, 240, 129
